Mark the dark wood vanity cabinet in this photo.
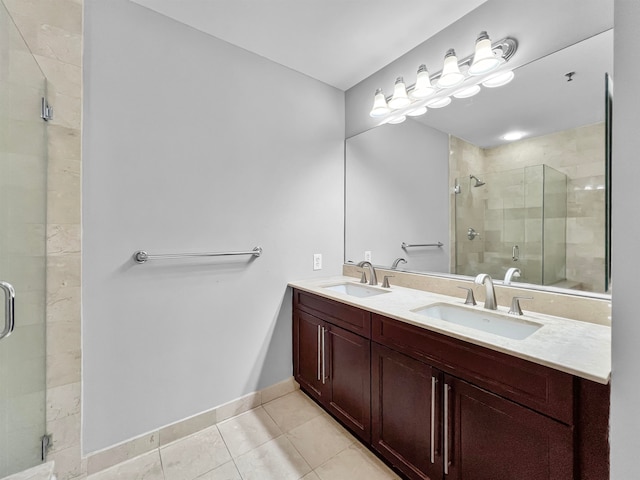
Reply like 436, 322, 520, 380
292, 289, 609, 480
371, 343, 442, 480
293, 309, 328, 400
445, 374, 574, 480
293, 290, 371, 442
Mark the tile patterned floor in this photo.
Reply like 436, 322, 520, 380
86, 391, 400, 480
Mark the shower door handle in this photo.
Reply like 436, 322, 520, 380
0, 281, 15, 340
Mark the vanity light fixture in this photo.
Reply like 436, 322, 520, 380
411, 64, 435, 99
453, 84, 481, 99
387, 115, 407, 124
426, 97, 452, 108
468, 31, 501, 75
369, 88, 390, 117
369, 32, 517, 122
482, 70, 515, 88
406, 106, 427, 117
388, 77, 411, 109
437, 49, 465, 88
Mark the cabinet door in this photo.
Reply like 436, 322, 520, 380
326, 323, 371, 442
444, 375, 573, 480
371, 343, 442, 480
293, 310, 328, 401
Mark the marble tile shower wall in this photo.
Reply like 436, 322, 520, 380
2, 0, 83, 478
448, 137, 484, 273
450, 123, 605, 292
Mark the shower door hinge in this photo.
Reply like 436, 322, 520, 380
41, 433, 52, 461
41, 97, 53, 121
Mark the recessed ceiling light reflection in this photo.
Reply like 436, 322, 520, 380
426, 97, 452, 108
502, 131, 525, 141
453, 85, 481, 99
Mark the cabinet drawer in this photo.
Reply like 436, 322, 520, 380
294, 290, 371, 337
372, 314, 574, 424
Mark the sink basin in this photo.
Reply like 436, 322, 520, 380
323, 283, 390, 298
413, 303, 542, 340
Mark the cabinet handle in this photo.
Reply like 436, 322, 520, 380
444, 382, 450, 475
430, 376, 437, 463
321, 326, 326, 384
317, 325, 321, 381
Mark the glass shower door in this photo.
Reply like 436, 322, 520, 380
0, 1, 48, 476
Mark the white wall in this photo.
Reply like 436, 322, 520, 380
345, 120, 449, 271
611, 1, 640, 476
82, 0, 344, 453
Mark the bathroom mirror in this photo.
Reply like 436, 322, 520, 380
345, 28, 613, 296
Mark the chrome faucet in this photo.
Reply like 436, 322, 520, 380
474, 273, 497, 310
357, 261, 378, 286
391, 257, 407, 270
504, 267, 521, 285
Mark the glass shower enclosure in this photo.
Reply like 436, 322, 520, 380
455, 165, 567, 286
0, 1, 48, 476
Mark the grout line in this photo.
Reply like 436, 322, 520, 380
230, 458, 243, 480
214, 423, 236, 465
157, 445, 166, 480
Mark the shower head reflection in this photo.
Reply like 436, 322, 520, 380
470, 175, 486, 187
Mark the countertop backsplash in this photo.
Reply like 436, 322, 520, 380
343, 264, 611, 327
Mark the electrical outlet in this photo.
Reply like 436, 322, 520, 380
313, 253, 322, 270
364, 251, 372, 262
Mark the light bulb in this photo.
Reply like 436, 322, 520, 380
468, 31, 501, 75
426, 97, 451, 108
406, 106, 427, 117
369, 88, 390, 117
437, 49, 464, 88
387, 115, 406, 124
482, 70, 514, 88
453, 84, 481, 99
411, 64, 435, 99
388, 77, 411, 109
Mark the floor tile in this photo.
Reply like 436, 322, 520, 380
263, 390, 323, 433
85, 450, 163, 480
195, 460, 241, 480
315, 444, 398, 480
160, 425, 231, 480
234, 436, 311, 480
300, 472, 321, 480
286, 414, 354, 468
218, 407, 282, 458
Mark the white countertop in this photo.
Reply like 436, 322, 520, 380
289, 276, 611, 385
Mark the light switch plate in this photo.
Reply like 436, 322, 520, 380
313, 253, 322, 270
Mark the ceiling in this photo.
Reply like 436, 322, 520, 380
129, 0, 487, 91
